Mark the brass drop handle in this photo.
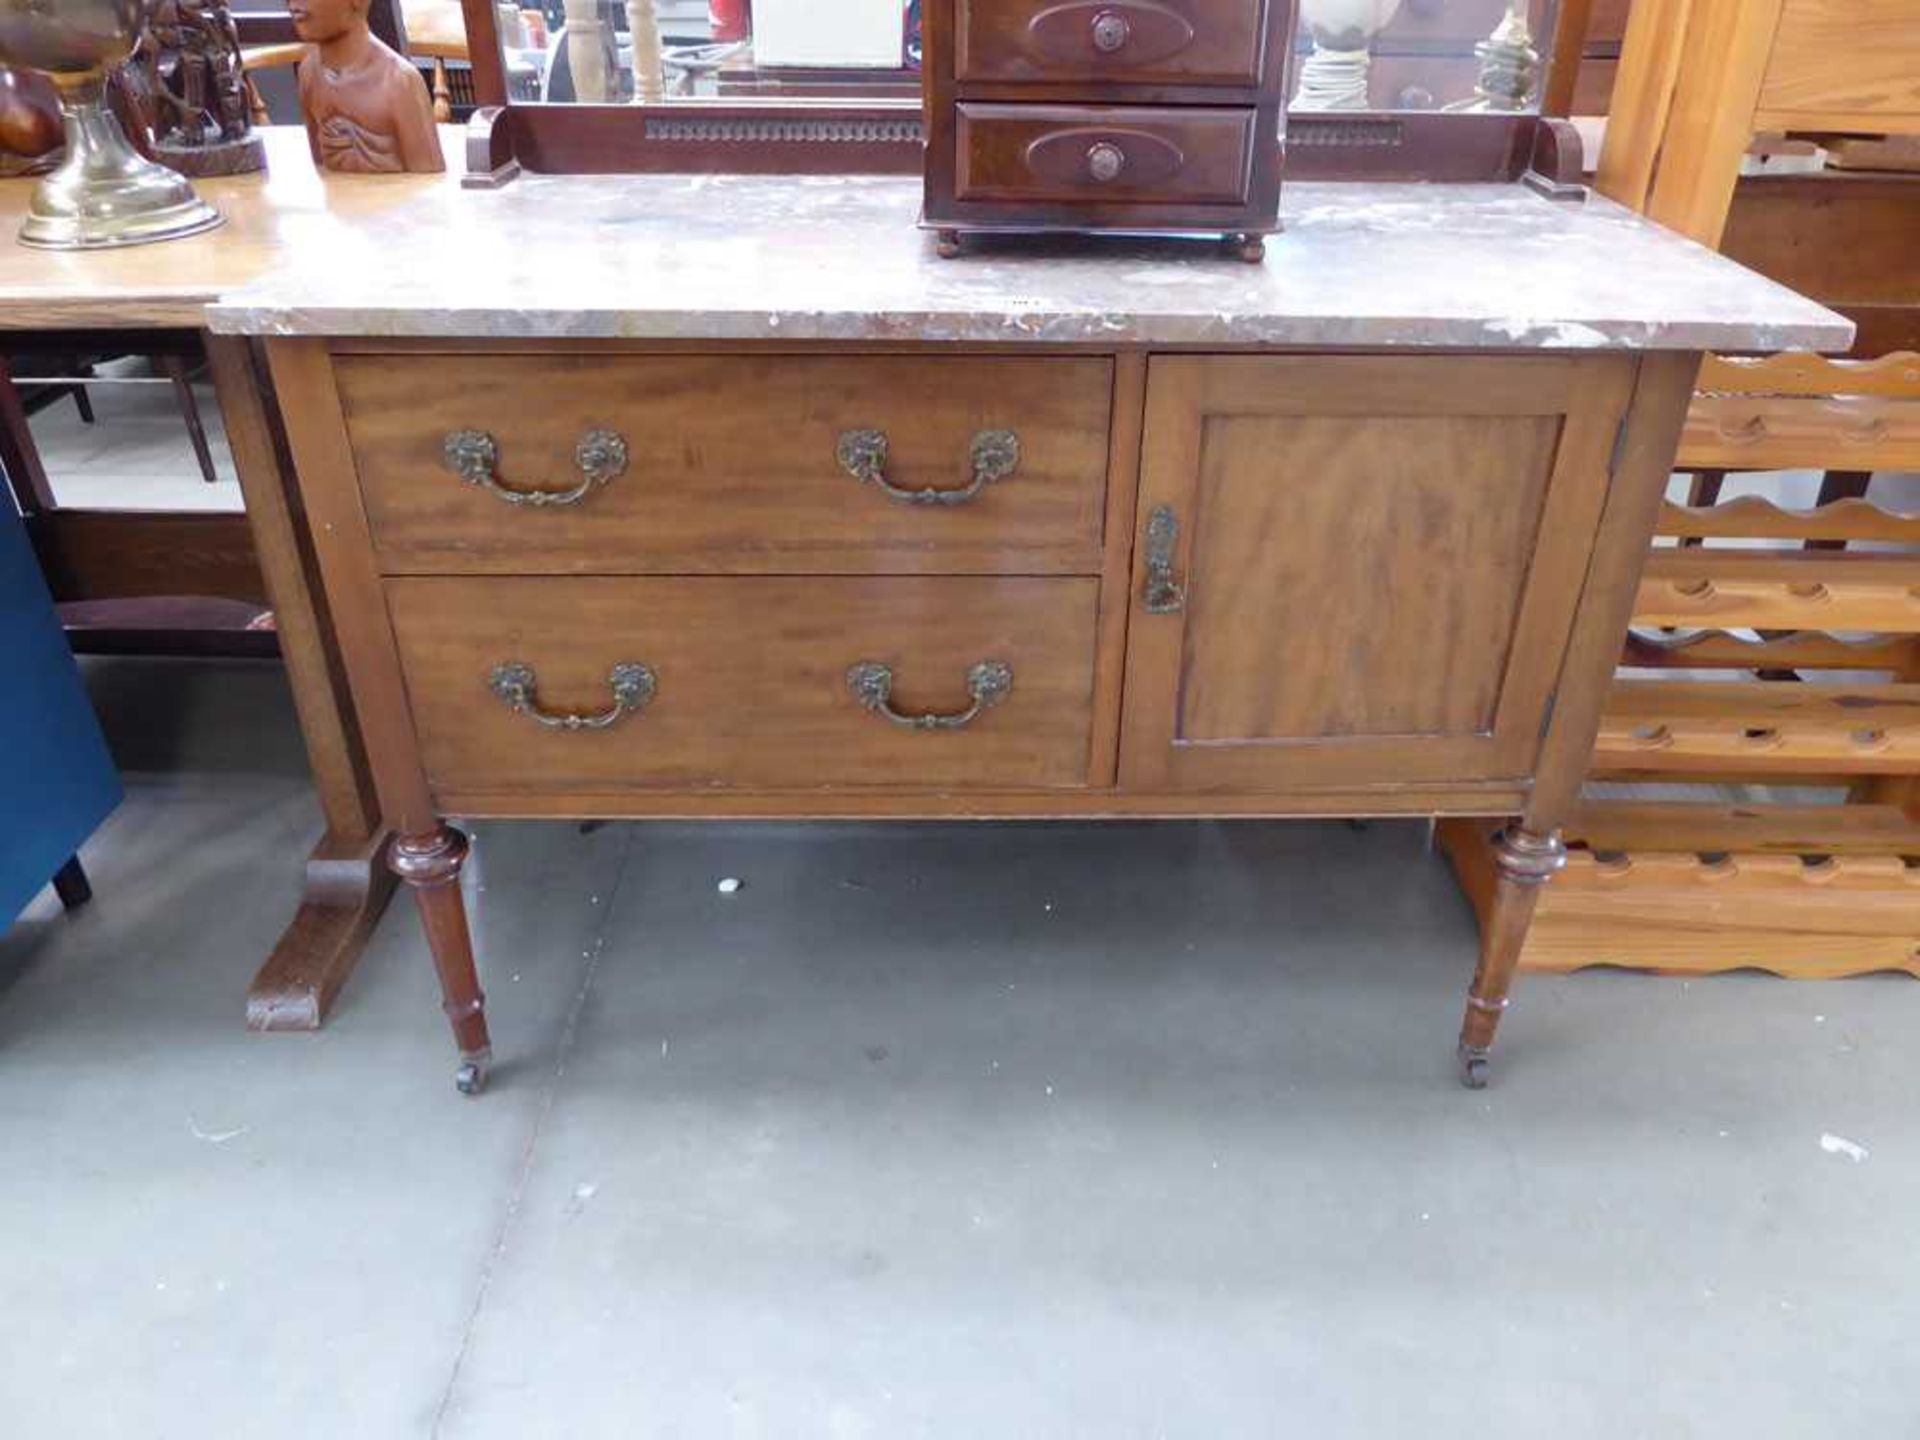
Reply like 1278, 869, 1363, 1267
443, 428, 629, 507
488, 660, 656, 730
837, 429, 1019, 506
1090, 9, 1132, 52
1141, 504, 1186, 614
846, 660, 1012, 731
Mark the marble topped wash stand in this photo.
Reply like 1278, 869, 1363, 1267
0, 127, 469, 1032
204, 166, 1849, 1095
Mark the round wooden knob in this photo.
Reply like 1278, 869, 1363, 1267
1086, 141, 1127, 182
1090, 9, 1131, 52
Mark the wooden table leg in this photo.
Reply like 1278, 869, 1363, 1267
1456, 827, 1566, 1089
206, 334, 397, 1031
391, 824, 491, 1095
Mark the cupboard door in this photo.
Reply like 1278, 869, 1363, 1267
1120, 355, 1637, 792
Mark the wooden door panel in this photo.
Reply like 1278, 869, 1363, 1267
1120, 354, 1636, 793
1181, 413, 1562, 742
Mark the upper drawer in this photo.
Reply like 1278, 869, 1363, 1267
956, 103, 1256, 206
336, 353, 1112, 575
955, 0, 1272, 87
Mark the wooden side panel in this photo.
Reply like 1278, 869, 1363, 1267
1756, 0, 1920, 130
29, 510, 264, 607
386, 575, 1101, 793
267, 339, 440, 835
338, 353, 1113, 576
1120, 354, 1635, 792
1720, 180, 1920, 312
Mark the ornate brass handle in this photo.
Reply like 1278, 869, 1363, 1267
1141, 504, 1186, 614
836, 429, 1019, 506
846, 659, 1012, 731
488, 660, 656, 730
443, 428, 629, 507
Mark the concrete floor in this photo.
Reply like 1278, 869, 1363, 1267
2, 657, 1916, 1438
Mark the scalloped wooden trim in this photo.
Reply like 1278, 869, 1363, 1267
1520, 922, 1920, 978
1697, 352, 1920, 399
1657, 495, 1920, 543
1436, 818, 1920, 979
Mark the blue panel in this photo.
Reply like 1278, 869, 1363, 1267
0, 502, 120, 923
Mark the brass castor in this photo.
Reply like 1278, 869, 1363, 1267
1227, 232, 1266, 263
935, 228, 963, 259
1458, 1045, 1491, 1090
455, 1060, 489, 1096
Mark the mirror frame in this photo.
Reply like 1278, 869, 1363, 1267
454, 0, 1588, 193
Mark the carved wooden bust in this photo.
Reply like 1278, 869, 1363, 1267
290, 0, 444, 174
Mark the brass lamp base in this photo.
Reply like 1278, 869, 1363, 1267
18, 79, 222, 250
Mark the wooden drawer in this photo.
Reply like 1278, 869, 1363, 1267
386, 576, 1100, 795
955, 103, 1256, 206
337, 353, 1112, 575
954, 0, 1272, 87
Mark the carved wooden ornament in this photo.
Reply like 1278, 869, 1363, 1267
290, 0, 444, 174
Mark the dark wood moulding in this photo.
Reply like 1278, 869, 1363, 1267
461, 102, 1584, 195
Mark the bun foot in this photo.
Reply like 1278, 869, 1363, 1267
1458, 1044, 1491, 1090
1227, 232, 1266, 263
935, 228, 963, 259
455, 1054, 491, 1096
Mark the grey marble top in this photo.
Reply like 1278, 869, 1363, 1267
208, 174, 1851, 352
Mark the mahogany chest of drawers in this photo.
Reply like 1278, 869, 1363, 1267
921, 0, 1298, 258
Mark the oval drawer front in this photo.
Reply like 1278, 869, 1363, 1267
386, 576, 1100, 796
337, 354, 1112, 576
957, 0, 1268, 85
1025, 125, 1192, 188
956, 104, 1256, 205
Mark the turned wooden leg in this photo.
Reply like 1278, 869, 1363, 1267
1457, 827, 1566, 1089
390, 826, 492, 1096
51, 855, 92, 911
935, 228, 963, 259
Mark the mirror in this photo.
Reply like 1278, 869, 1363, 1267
497, 0, 923, 106
487, 0, 1555, 114
1293, 0, 1559, 114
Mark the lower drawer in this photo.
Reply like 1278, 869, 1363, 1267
386, 576, 1100, 794
954, 103, 1257, 206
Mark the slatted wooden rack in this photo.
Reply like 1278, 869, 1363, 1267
1443, 0, 1920, 979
